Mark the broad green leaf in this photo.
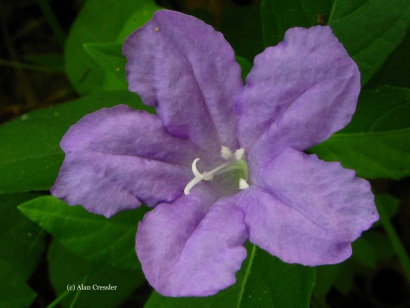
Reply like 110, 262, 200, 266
0, 90, 148, 193
368, 30, 410, 89
65, 0, 158, 94
260, 0, 410, 85
0, 193, 46, 308
145, 244, 315, 307
116, 3, 161, 43
329, 0, 410, 85
84, 43, 126, 86
48, 240, 144, 308
221, 5, 264, 62
0, 193, 45, 277
0, 266, 37, 308
19, 196, 148, 270
260, 0, 331, 47
311, 86, 410, 179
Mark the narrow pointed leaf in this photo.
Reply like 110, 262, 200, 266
83, 43, 126, 86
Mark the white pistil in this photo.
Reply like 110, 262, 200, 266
183, 176, 203, 195
184, 146, 248, 195
184, 159, 203, 195
191, 158, 202, 177
184, 158, 229, 195
239, 178, 249, 190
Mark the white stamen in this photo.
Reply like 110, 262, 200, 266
206, 162, 229, 177
234, 148, 245, 160
239, 178, 249, 190
221, 146, 233, 160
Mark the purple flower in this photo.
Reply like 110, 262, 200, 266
51, 10, 379, 297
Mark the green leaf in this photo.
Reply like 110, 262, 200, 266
313, 264, 340, 298
352, 237, 376, 268
24, 53, 65, 73
329, 0, 410, 85
65, 0, 159, 94
19, 196, 148, 270
333, 261, 354, 295
236, 56, 252, 81
311, 86, 410, 179
260, 0, 331, 47
0, 266, 37, 308
84, 43, 127, 86
260, 0, 410, 85
221, 5, 264, 62
364, 231, 394, 262
48, 240, 144, 308
376, 195, 410, 284
145, 244, 315, 307
373, 193, 399, 228
0, 193, 46, 307
314, 231, 384, 299
368, 30, 410, 89
0, 90, 148, 193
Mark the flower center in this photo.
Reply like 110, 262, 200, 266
184, 146, 249, 195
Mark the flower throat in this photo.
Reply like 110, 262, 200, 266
184, 146, 249, 195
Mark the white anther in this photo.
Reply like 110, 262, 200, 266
239, 178, 249, 190
234, 148, 245, 160
221, 146, 233, 160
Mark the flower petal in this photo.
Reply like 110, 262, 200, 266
124, 10, 242, 155
51, 105, 199, 217
236, 26, 360, 167
241, 147, 378, 265
137, 184, 248, 296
